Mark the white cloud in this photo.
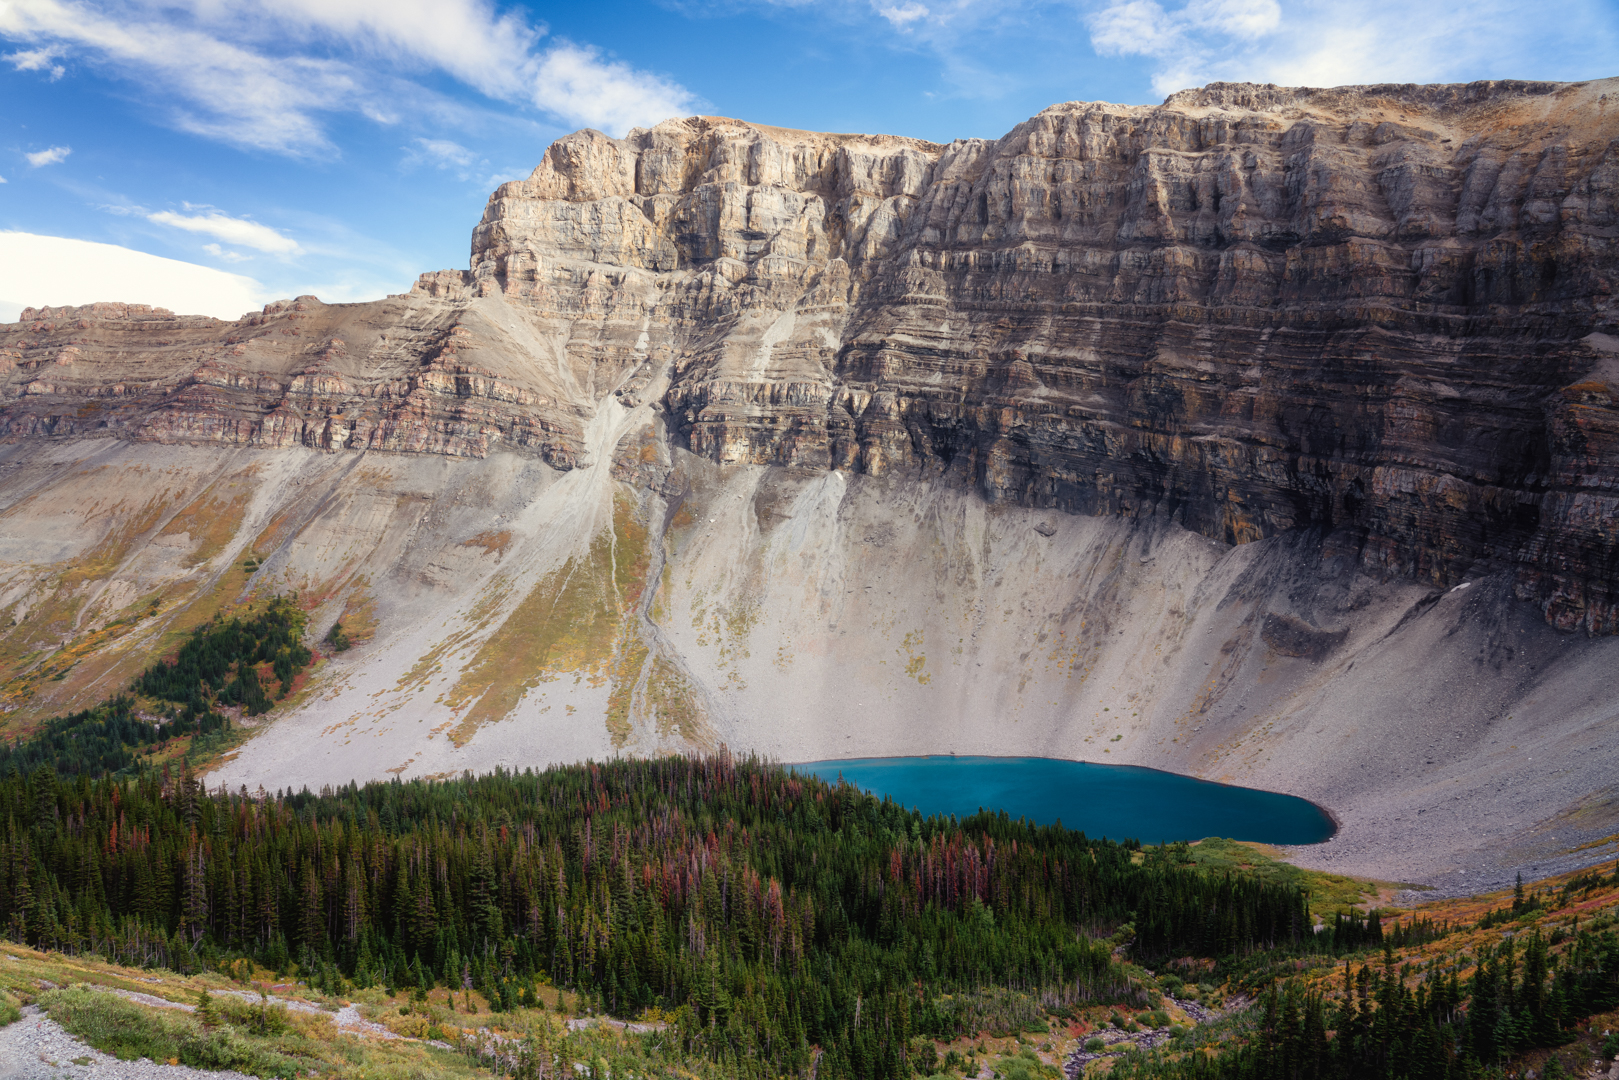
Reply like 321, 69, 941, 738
792, 0, 1615, 109
253, 0, 538, 98
1087, 0, 1618, 98
530, 42, 697, 135
1088, 0, 1181, 56
1184, 0, 1281, 37
148, 208, 301, 255
406, 138, 480, 170
400, 137, 527, 190
0, 0, 700, 154
0, 231, 268, 319
25, 145, 70, 166
1087, 0, 1286, 95
6, 43, 65, 78
483, 169, 527, 187
0, 1, 351, 153
880, 3, 931, 28
202, 242, 251, 263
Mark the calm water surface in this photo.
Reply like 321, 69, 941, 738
795, 756, 1335, 845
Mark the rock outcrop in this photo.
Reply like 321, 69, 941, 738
6, 79, 1618, 634
471, 83, 1619, 636
0, 298, 587, 467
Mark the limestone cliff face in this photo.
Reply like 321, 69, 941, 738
456, 83, 1619, 635
0, 299, 588, 468
21, 83, 1606, 633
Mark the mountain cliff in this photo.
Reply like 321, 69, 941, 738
1, 79, 1617, 890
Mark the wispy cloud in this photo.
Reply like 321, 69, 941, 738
788, 0, 1617, 106
405, 138, 481, 171
402, 136, 526, 190
1087, 0, 1281, 95
1085, 0, 1619, 97
530, 41, 698, 136
878, 2, 931, 28
202, 242, 251, 263
0, 2, 352, 153
0, 0, 701, 155
24, 145, 70, 166
148, 207, 301, 256
6, 43, 65, 78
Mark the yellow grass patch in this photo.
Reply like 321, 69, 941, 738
158, 484, 251, 568
443, 491, 651, 746
332, 589, 379, 647
645, 655, 711, 746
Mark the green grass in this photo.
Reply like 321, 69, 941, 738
1181, 836, 1377, 916
0, 990, 20, 1027
39, 987, 306, 1078
0, 944, 503, 1080
991, 1045, 1065, 1080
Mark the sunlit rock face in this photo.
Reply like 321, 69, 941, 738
6, 83, 1616, 632
1, 80, 1618, 889
465, 81, 1619, 635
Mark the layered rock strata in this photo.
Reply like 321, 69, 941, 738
5, 79, 1617, 634
0, 299, 589, 467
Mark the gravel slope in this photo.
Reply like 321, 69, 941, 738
0, 1007, 254, 1080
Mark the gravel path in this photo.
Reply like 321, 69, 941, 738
0, 1006, 255, 1080
565, 1016, 664, 1034
80, 985, 399, 1041
0, 983, 410, 1080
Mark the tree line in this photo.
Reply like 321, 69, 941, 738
0, 597, 312, 779
0, 752, 1315, 1080
1108, 895, 1619, 1080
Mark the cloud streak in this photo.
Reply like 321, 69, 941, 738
202, 243, 251, 263
1085, 0, 1619, 98
24, 145, 70, 166
0, 0, 701, 155
148, 207, 301, 255
830, 0, 1616, 105
6, 43, 65, 78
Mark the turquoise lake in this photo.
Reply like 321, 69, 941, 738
794, 756, 1336, 846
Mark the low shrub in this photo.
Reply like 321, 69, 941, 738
212, 995, 292, 1037
40, 987, 300, 1078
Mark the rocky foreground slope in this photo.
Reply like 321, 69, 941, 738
1, 79, 1617, 889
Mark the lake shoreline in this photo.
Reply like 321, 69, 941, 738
790, 755, 1338, 847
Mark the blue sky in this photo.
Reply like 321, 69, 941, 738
2, 0, 1617, 320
